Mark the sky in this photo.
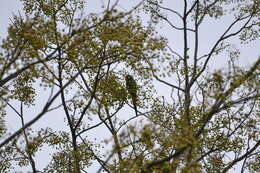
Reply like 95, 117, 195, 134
0, 0, 259, 172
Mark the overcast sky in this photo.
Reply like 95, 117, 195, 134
1, 0, 259, 172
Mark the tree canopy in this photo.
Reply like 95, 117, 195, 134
0, 0, 259, 172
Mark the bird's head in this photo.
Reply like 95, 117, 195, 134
125, 74, 133, 81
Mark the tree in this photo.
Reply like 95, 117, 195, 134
0, 0, 259, 172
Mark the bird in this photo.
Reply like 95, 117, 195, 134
125, 74, 138, 116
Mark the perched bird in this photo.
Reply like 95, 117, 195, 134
125, 74, 138, 116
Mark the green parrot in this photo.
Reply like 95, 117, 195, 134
125, 74, 138, 116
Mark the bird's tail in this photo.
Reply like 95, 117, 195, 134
133, 99, 138, 117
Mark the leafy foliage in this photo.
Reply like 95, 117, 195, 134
0, 0, 259, 172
